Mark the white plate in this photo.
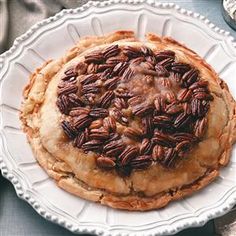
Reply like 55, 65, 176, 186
1, 1, 236, 235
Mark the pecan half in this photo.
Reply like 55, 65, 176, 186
171, 62, 191, 74
155, 50, 175, 63
155, 65, 170, 77
182, 68, 199, 87
132, 103, 153, 117
82, 140, 103, 152
103, 45, 120, 59
160, 148, 178, 168
89, 108, 108, 118
141, 46, 154, 56
153, 131, 176, 147
140, 138, 154, 155
69, 107, 90, 116
98, 91, 115, 108
58, 83, 78, 96
84, 51, 104, 64
103, 140, 125, 156
87, 63, 99, 74
103, 116, 116, 132
80, 74, 99, 85
57, 95, 69, 114
128, 95, 143, 106
165, 102, 183, 114
194, 117, 207, 138
96, 156, 116, 169
130, 155, 152, 169
73, 114, 92, 130
73, 132, 87, 148
124, 127, 143, 140
89, 127, 109, 140
177, 88, 192, 102
123, 46, 141, 58
174, 112, 191, 129
104, 76, 120, 90
61, 121, 77, 139
142, 115, 154, 136
110, 108, 128, 126
154, 96, 166, 114
173, 132, 198, 142
152, 145, 164, 160
119, 146, 139, 166
175, 140, 191, 152
114, 97, 127, 109
112, 62, 129, 76
81, 83, 100, 94
89, 119, 103, 129
68, 93, 84, 107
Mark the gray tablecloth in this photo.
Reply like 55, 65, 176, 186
0, 0, 236, 235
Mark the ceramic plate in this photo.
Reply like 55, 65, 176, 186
1, 1, 236, 235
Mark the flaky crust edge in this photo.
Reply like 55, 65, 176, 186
20, 31, 236, 211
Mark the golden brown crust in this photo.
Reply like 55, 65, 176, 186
20, 31, 236, 211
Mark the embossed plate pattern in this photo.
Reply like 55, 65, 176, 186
1, 1, 236, 235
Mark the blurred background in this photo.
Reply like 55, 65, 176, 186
0, 0, 236, 235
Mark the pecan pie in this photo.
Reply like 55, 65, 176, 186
20, 31, 236, 211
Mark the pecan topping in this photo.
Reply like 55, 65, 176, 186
57, 45, 213, 174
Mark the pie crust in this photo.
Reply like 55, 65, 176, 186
20, 31, 236, 211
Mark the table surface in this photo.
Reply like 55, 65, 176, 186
1, 0, 236, 235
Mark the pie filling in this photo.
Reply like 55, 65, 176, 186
56, 44, 214, 176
